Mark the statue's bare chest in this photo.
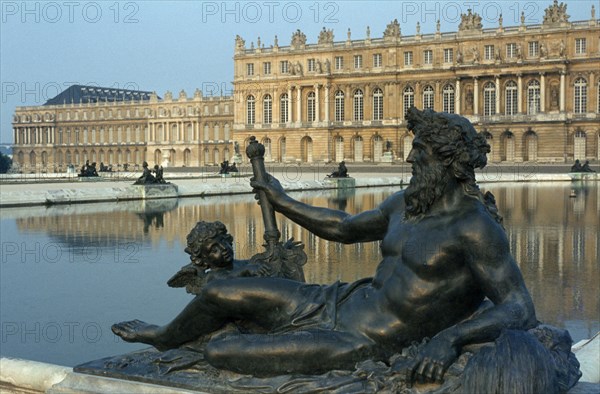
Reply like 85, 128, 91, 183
380, 213, 465, 274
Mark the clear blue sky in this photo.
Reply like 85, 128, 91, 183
1, 0, 595, 144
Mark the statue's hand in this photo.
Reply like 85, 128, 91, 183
250, 173, 285, 204
399, 335, 458, 384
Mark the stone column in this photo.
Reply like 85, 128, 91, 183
455, 79, 461, 114
314, 84, 320, 122
559, 71, 566, 112
473, 78, 479, 115
517, 74, 523, 114
296, 86, 302, 123
324, 84, 330, 122
13, 128, 17, 144
540, 72, 546, 113
495, 76, 501, 114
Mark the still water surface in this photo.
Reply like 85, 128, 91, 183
0, 182, 598, 367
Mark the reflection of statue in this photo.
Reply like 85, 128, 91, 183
112, 109, 579, 391
326, 161, 349, 178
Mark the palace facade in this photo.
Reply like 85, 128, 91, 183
232, 1, 600, 164
12, 85, 233, 172
11, 1, 600, 171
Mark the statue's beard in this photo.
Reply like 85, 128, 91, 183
404, 161, 449, 221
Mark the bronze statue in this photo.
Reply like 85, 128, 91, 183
112, 109, 579, 390
78, 160, 99, 177
327, 161, 349, 178
134, 161, 156, 185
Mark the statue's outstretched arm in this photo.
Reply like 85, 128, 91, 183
251, 174, 389, 244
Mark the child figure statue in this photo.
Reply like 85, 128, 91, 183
168, 221, 305, 294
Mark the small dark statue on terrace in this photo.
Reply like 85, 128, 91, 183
78, 160, 99, 177
112, 108, 580, 393
327, 160, 349, 178
134, 162, 169, 185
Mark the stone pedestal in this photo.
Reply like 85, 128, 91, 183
136, 184, 179, 200
381, 152, 393, 165
323, 177, 356, 189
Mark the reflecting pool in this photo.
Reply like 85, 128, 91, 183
0, 181, 598, 367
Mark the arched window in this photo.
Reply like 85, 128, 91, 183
442, 84, 455, 113
372, 88, 383, 120
483, 82, 496, 116
574, 77, 587, 114
263, 94, 272, 124
280, 93, 289, 123
246, 95, 255, 124
527, 80, 541, 115
353, 89, 364, 121
403, 86, 414, 116
307, 92, 316, 122
505, 81, 518, 115
335, 91, 345, 121
423, 85, 434, 110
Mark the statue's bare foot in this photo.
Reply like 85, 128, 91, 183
112, 319, 168, 351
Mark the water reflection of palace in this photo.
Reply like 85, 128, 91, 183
14, 183, 599, 333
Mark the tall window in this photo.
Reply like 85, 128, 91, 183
373, 53, 382, 68
483, 82, 496, 116
443, 84, 455, 113
246, 63, 254, 76
403, 86, 414, 116
335, 56, 344, 70
484, 45, 495, 60
280, 93, 289, 123
263, 94, 272, 124
307, 58, 316, 72
528, 41, 539, 57
404, 51, 413, 66
263, 62, 271, 75
335, 90, 345, 121
423, 86, 434, 109
353, 89, 364, 121
574, 78, 587, 114
506, 43, 517, 58
444, 48, 453, 63
372, 88, 383, 120
246, 95, 255, 124
423, 50, 433, 65
307, 92, 316, 122
280, 60, 289, 74
527, 80, 541, 115
505, 81, 518, 115
354, 55, 362, 69
575, 38, 587, 54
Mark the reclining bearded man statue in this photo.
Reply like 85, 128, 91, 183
112, 108, 579, 390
